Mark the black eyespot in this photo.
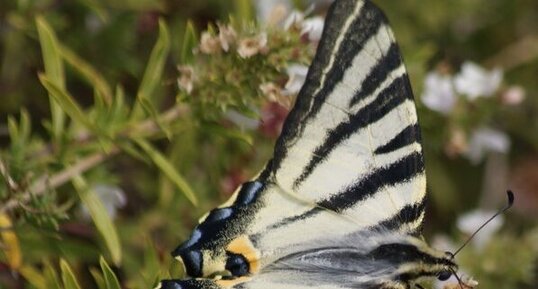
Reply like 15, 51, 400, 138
437, 270, 452, 281
225, 253, 249, 277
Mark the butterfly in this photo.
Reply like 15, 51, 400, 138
159, 0, 462, 288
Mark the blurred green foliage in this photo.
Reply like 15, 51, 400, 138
0, 1, 537, 289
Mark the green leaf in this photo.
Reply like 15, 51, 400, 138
181, 21, 197, 63
44, 261, 63, 289
60, 259, 82, 289
89, 267, 107, 289
59, 44, 113, 104
7, 115, 19, 141
72, 175, 122, 264
75, 0, 109, 22
100, 256, 121, 289
19, 266, 48, 289
139, 97, 172, 139
142, 238, 161, 286
39, 74, 94, 131
135, 139, 198, 206
36, 16, 66, 140
132, 18, 171, 118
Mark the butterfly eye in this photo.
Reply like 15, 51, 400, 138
437, 270, 452, 281
225, 253, 249, 277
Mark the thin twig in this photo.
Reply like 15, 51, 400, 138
0, 104, 189, 214
0, 159, 20, 192
0, 148, 118, 214
125, 104, 189, 136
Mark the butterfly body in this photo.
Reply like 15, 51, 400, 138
159, 0, 458, 288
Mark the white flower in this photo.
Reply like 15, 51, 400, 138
237, 33, 268, 58
177, 65, 195, 94
217, 23, 237, 52
457, 209, 504, 250
199, 32, 221, 54
283, 11, 305, 30
283, 64, 309, 95
81, 184, 126, 220
501, 85, 526, 105
465, 127, 510, 164
301, 17, 325, 41
454, 61, 503, 100
421, 72, 456, 114
260, 82, 292, 108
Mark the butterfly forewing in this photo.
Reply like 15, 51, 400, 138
159, 1, 447, 289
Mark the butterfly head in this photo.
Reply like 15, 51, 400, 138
376, 236, 458, 287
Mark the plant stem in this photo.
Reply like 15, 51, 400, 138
0, 148, 117, 214
0, 104, 189, 214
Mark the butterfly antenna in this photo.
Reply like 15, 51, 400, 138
451, 268, 465, 289
451, 190, 515, 258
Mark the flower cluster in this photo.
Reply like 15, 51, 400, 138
420, 61, 525, 164
176, 4, 322, 137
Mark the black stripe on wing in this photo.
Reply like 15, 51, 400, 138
374, 124, 421, 155
316, 151, 424, 212
272, 0, 386, 173
294, 75, 413, 187
349, 43, 402, 106
267, 151, 424, 230
377, 197, 426, 233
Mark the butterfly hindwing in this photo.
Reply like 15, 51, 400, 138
160, 1, 441, 289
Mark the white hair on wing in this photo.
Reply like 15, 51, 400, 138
255, 228, 415, 288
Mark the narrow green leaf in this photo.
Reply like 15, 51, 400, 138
75, 0, 109, 22
142, 238, 161, 286
132, 19, 171, 118
39, 74, 94, 131
36, 16, 66, 140
19, 266, 47, 289
7, 115, 18, 141
99, 256, 121, 289
117, 141, 150, 164
139, 97, 172, 139
110, 86, 127, 124
59, 44, 113, 104
181, 21, 197, 63
19, 109, 31, 141
89, 267, 107, 289
43, 261, 63, 289
72, 176, 122, 264
60, 259, 82, 289
135, 139, 198, 206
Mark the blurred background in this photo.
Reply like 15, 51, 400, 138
0, 0, 537, 288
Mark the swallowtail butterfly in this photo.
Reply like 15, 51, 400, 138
160, 0, 463, 288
